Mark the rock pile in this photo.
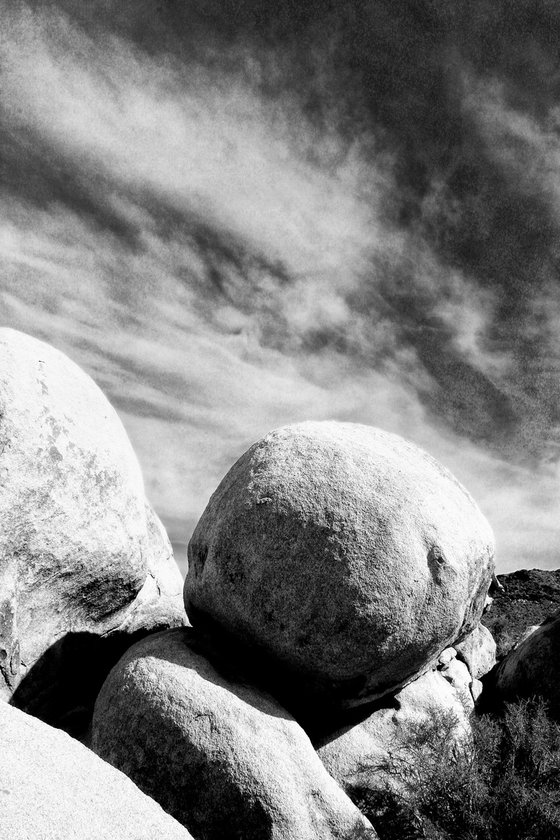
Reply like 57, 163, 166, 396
93, 421, 496, 838
0, 333, 500, 840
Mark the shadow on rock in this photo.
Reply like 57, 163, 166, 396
11, 626, 174, 739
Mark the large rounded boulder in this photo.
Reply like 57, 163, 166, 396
185, 421, 494, 710
92, 627, 377, 840
0, 329, 185, 732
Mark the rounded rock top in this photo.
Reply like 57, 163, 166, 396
0, 328, 184, 728
185, 421, 495, 710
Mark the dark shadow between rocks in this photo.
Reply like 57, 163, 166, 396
162, 620, 400, 743
475, 659, 502, 716
11, 625, 174, 740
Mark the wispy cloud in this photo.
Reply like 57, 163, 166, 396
2, 2, 560, 571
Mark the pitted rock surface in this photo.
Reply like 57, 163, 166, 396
185, 421, 495, 709
92, 627, 377, 840
0, 329, 184, 732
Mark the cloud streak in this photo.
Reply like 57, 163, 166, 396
2, 2, 560, 571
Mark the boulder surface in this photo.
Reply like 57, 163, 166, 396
316, 655, 474, 800
455, 622, 497, 681
185, 421, 495, 709
0, 701, 194, 840
490, 610, 560, 717
92, 627, 377, 840
0, 329, 184, 732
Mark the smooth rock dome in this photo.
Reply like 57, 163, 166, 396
185, 421, 495, 709
0, 329, 185, 731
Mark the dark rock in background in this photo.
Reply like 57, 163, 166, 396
186, 421, 495, 713
482, 569, 560, 658
488, 611, 560, 718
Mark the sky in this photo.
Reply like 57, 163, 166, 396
1, 1, 560, 572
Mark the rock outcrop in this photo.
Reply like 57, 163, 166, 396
316, 654, 474, 801
489, 610, 560, 717
0, 329, 185, 733
185, 421, 495, 712
0, 701, 194, 840
481, 568, 560, 657
92, 627, 377, 840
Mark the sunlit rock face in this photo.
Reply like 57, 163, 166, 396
185, 421, 495, 712
0, 701, 194, 840
0, 329, 185, 733
92, 627, 378, 840
315, 652, 474, 801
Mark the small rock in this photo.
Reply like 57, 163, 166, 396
471, 678, 484, 702
437, 647, 457, 667
438, 655, 476, 712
